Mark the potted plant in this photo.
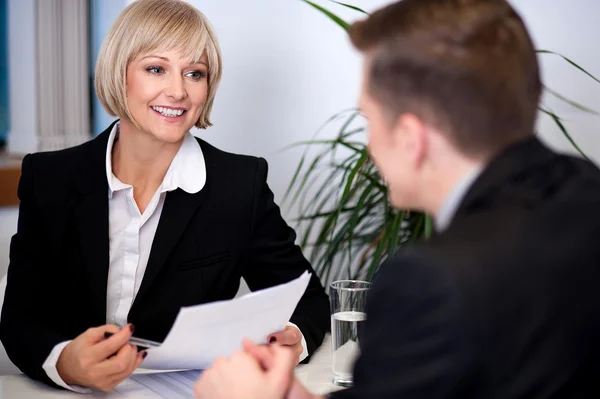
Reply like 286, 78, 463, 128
286, 0, 599, 284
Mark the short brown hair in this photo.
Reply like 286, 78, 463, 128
95, 0, 222, 130
350, 0, 541, 158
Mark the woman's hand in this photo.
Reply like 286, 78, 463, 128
268, 325, 304, 364
56, 324, 146, 391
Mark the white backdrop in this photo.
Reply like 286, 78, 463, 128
515, 0, 600, 165
1, 0, 599, 276
187, 0, 388, 212
188, 0, 600, 213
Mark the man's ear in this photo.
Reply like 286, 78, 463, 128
392, 113, 427, 167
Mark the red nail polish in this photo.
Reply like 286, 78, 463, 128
269, 337, 277, 344
142, 351, 148, 359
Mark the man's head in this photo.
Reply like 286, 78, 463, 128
351, 0, 541, 212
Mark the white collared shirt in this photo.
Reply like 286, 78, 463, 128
434, 166, 483, 233
42, 123, 306, 392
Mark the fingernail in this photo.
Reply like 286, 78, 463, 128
269, 337, 277, 344
129, 324, 135, 334
142, 351, 148, 359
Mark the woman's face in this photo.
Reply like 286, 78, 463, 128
125, 49, 209, 143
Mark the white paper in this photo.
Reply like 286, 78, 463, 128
112, 370, 202, 398
140, 271, 311, 370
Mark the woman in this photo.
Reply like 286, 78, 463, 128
0, 0, 329, 392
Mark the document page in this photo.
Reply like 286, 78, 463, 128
113, 370, 202, 398
140, 271, 311, 370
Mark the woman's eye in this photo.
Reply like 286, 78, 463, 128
186, 70, 206, 80
146, 66, 164, 74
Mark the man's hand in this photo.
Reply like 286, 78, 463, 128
56, 324, 146, 391
287, 379, 321, 399
243, 341, 322, 399
268, 325, 304, 364
194, 343, 297, 399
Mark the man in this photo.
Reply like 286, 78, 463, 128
194, 0, 600, 397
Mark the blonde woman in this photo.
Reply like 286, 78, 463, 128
0, 0, 328, 392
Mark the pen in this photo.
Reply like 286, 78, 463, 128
104, 332, 161, 350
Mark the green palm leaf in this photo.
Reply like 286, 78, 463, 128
537, 50, 600, 84
301, 0, 349, 31
329, 1, 368, 15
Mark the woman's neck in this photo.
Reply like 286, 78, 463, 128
111, 120, 184, 211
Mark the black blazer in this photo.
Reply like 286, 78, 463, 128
333, 138, 600, 399
0, 123, 329, 387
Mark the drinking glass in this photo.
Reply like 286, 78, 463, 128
329, 280, 370, 387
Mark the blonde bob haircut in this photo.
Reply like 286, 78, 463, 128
95, 0, 222, 129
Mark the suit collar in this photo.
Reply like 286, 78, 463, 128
455, 136, 554, 217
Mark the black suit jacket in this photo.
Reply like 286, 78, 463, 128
0, 123, 329, 387
333, 138, 600, 399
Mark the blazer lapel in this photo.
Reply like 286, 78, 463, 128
73, 126, 113, 323
132, 185, 209, 309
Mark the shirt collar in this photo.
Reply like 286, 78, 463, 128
106, 122, 206, 199
434, 165, 483, 233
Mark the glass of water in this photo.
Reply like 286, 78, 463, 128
329, 280, 370, 387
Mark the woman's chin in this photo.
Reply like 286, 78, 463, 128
146, 127, 190, 144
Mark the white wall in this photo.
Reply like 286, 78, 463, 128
1, 0, 599, 271
188, 0, 600, 215
513, 0, 600, 164
6, 0, 38, 155
0, 208, 18, 277
188, 0, 389, 212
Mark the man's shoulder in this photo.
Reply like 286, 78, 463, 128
374, 243, 459, 303
398, 187, 600, 315
430, 150, 600, 270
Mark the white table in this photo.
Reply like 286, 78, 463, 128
0, 335, 341, 398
